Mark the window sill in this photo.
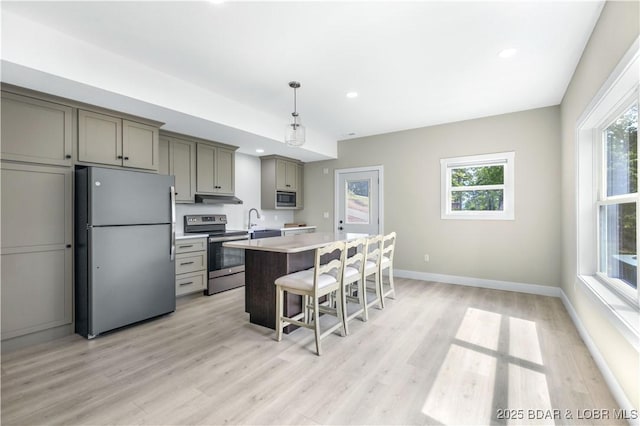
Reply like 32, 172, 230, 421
577, 275, 640, 351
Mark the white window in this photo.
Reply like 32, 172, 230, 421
598, 101, 638, 302
577, 38, 639, 347
440, 151, 515, 220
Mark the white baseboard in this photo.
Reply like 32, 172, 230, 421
393, 269, 637, 421
394, 269, 562, 297
560, 290, 638, 425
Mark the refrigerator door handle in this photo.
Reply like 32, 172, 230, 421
170, 186, 176, 261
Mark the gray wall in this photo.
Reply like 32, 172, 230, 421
297, 106, 561, 287
560, 1, 639, 408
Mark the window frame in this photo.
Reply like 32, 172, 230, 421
595, 99, 638, 305
440, 151, 515, 220
576, 36, 639, 349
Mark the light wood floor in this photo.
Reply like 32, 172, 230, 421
1, 278, 624, 425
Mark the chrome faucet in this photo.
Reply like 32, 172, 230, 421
248, 208, 261, 229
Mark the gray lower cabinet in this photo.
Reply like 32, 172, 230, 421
175, 238, 207, 296
1, 92, 73, 167
1, 163, 73, 341
78, 109, 160, 171
159, 134, 196, 203
196, 143, 235, 195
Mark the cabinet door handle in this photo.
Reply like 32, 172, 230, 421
124, 156, 129, 160
65, 154, 72, 159
179, 245, 193, 249
180, 261, 195, 266
66, 244, 72, 248
117, 155, 123, 159
179, 281, 194, 286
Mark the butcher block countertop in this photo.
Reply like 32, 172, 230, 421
223, 232, 367, 253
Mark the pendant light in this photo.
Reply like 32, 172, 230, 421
285, 81, 305, 147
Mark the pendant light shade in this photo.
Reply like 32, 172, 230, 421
285, 81, 305, 147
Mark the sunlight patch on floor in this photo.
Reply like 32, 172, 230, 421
509, 316, 543, 366
423, 307, 554, 425
507, 363, 554, 425
422, 344, 497, 425
454, 307, 502, 351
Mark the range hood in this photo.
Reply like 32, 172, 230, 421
195, 194, 243, 204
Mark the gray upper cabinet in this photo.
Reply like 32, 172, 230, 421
159, 133, 197, 203
159, 136, 170, 175
78, 110, 122, 166
261, 155, 304, 210
276, 159, 298, 191
1, 92, 73, 166
123, 120, 159, 170
296, 163, 304, 209
78, 109, 160, 171
196, 143, 235, 195
215, 147, 234, 194
1, 163, 73, 340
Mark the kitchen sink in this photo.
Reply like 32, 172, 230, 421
250, 229, 281, 239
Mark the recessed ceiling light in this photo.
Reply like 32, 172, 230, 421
256, 148, 264, 153
498, 48, 518, 59
346, 92, 358, 99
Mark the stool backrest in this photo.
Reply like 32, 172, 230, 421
314, 241, 346, 294
343, 237, 367, 277
365, 234, 383, 267
382, 232, 397, 263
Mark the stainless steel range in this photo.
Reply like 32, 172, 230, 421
183, 214, 249, 295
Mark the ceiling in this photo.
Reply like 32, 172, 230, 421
1, 1, 604, 162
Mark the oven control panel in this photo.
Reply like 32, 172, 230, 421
184, 214, 227, 225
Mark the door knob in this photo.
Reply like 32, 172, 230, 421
339, 220, 343, 224
338, 226, 343, 230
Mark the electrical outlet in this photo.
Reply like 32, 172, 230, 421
274, 215, 278, 221
323, 212, 329, 219
323, 168, 329, 175
424, 254, 430, 262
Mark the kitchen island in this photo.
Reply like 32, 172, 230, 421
224, 232, 367, 332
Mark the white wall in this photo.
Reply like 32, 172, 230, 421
176, 153, 293, 233
560, 0, 639, 409
0, 10, 337, 161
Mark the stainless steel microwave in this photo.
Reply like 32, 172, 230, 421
276, 191, 296, 207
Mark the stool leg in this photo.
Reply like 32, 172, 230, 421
358, 279, 368, 322
388, 266, 396, 299
313, 297, 322, 356
338, 287, 348, 337
375, 271, 384, 309
275, 286, 283, 342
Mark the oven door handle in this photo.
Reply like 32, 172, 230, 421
209, 235, 250, 243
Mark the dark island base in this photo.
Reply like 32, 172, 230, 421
244, 249, 315, 334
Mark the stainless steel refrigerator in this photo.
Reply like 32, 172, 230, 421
75, 166, 176, 338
